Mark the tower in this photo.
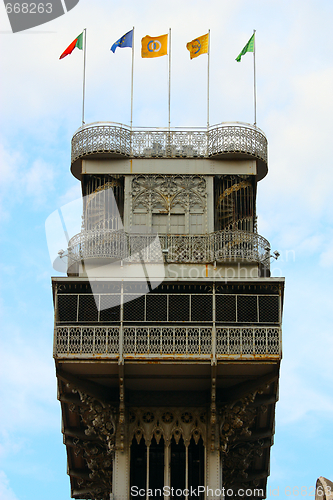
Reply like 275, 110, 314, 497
52, 121, 284, 499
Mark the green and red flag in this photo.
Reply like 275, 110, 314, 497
59, 32, 83, 60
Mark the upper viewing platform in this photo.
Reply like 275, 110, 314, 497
71, 121, 268, 180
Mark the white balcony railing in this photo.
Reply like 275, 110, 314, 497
67, 229, 270, 267
71, 122, 268, 164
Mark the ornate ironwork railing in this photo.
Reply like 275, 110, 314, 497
71, 122, 267, 164
67, 229, 270, 266
54, 325, 281, 359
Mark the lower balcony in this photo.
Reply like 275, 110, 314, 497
67, 229, 270, 267
54, 325, 281, 360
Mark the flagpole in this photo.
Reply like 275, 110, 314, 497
168, 27, 171, 131
82, 27, 87, 126
253, 29, 257, 126
207, 29, 210, 130
130, 26, 135, 131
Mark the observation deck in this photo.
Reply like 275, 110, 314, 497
53, 278, 283, 362
71, 121, 268, 180
67, 229, 270, 267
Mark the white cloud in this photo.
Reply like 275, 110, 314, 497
57, 182, 81, 207
0, 336, 58, 433
0, 471, 19, 500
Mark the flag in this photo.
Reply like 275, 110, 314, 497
235, 33, 254, 62
111, 29, 133, 53
186, 33, 209, 59
141, 34, 168, 58
59, 32, 83, 60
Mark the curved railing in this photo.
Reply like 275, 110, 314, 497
67, 229, 270, 267
71, 121, 267, 165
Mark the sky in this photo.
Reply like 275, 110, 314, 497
1, 0, 333, 498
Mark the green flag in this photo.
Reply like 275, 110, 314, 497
235, 33, 254, 62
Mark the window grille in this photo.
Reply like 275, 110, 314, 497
123, 295, 145, 321
237, 295, 257, 323
78, 295, 99, 322
146, 295, 167, 322
56, 292, 280, 325
216, 295, 236, 322
259, 295, 279, 323
191, 295, 213, 322
57, 295, 78, 322
169, 295, 190, 322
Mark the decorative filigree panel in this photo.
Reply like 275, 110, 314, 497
123, 326, 212, 358
55, 326, 280, 359
216, 327, 280, 357
219, 391, 271, 494
128, 408, 207, 447
55, 326, 119, 357
65, 388, 117, 500
132, 175, 206, 213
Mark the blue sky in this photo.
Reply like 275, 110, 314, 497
1, 0, 333, 498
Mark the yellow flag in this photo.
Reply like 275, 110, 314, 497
186, 33, 209, 59
141, 34, 168, 58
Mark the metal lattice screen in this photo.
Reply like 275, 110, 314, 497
57, 292, 280, 324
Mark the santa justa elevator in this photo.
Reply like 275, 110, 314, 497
52, 121, 284, 500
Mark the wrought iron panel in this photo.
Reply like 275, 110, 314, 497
54, 325, 280, 359
215, 327, 281, 357
216, 327, 229, 355
267, 328, 280, 355
254, 328, 267, 355
69, 326, 81, 354
56, 327, 69, 353
54, 326, 119, 356
82, 327, 94, 353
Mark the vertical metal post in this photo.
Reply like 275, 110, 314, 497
130, 26, 135, 132
253, 29, 257, 126
168, 28, 171, 131
53, 284, 59, 357
146, 444, 150, 500
212, 282, 216, 364
164, 443, 170, 500
207, 29, 210, 130
204, 444, 207, 500
119, 282, 124, 363
185, 444, 189, 493
82, 28, 87, 126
